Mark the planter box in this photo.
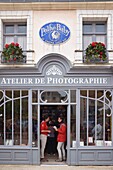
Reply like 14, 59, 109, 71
1, 55, 26, 64
84, 56, 108, 64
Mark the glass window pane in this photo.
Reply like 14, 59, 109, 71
32, 105, 38, 147
6, 101, 12, 145
22, 96, 28, 145
18, 25, 27, 33
32, 90, 38, 103
88, 91, 95, 146
4, 36, 14, 45
5, 25, 14, 33
80, 95, 87, 146
0, 105, 4, 145
14, 91, 20, 145
96, 35, 106, 45
70, 90, 76, 103
83, 35, 92, 50
70, 105, 76, 148
80, 89, 112, 147
83, 24, 92, 33
22, 90, 28, 96
17, 36, 27, 50
96, 24, 106, 32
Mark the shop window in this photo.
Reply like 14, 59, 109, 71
83, 22, 107, 50
0, 90, 28, 146
70, 90, 76, 148
32, 105, 38, 147
70, 105, 76, 147
80, 90, 112, 147
3, 23, 27, 50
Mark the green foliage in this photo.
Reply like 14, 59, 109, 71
85, 42, 107, 63
2, 42, 26, 63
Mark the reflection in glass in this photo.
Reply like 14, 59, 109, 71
5, 25, 14, 33
6, 101, 12, 145
70, 105, 76, 147
96, 24, 106, 32
32, 90, 38, 103
80, 97, 87, 146
0, 90, 29, 146
0, 105, 4, 145
70, 90, 76, 103
18, 25, 27, 33
80, 90, 112, 147
32, 105, 38, 147
22, 96, 28, 145
14, 91, 20, 145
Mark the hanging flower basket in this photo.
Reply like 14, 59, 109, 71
1, 42, 26, 64
84, 42, 108, 64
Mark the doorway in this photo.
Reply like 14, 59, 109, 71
40, 105, 67, 165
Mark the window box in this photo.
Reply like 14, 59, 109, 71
84, 42, 108, 64
84, 55, 108, 64
1, 42, 26, 64
1, 54, 26, 64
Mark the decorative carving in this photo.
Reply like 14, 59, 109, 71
46, 65, 62, 75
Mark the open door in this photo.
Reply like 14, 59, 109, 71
40, 105, 67, 165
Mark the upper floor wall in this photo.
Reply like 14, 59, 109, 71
0, 5, 113, 66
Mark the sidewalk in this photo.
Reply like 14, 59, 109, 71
0, 165, 113, 170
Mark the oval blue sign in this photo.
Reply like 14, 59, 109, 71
39, 22, 70, 44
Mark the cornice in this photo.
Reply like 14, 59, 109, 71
0, 2, 112, 10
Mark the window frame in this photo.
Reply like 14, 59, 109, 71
83, 21, 107, 50
3, 22, 27, 50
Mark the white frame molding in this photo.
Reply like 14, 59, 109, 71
0, 11, 33, 64
75, 10, 113, 63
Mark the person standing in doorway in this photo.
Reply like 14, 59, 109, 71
47, 120, 56, 155
40, 114, 50, 161
54, 115, 67, 162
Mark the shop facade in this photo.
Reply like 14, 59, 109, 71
0, 53, 113, 165
0, 0, 113, 166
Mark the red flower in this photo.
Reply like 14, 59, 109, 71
11, 42, 15, 46
15, 43, 19, 47
12, 51, 14, 54
100, 52, 103, 55
99, 55, 102, 58
101, 43, 105, 46
5, 44, 9, 48
13, 58, 16, 61
91, 42, 96, 47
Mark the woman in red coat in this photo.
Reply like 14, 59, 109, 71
54, 115, 66, 162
